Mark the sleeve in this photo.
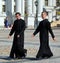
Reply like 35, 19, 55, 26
47, 22, 55, 38
9, 22, 15, 36
33, 23, 40, 36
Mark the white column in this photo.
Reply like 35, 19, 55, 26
27, 0, 32, 16
48, 11, 53, 22
48, 0, 53, 22
38, 0, 45, 15
52, 0, 56, 21
52, 0, 56, 6
48, 0, 53, 6
16, 0, 21, 13
32, 0, 36, 14
0, 0, 2, 13
21, 0, 25, 16
6, 0, 14, 24
10, 0, 14, 14
6, 0, 14, 14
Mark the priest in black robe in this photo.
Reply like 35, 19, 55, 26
32, 11, 55, 59
8, 12, 27, 59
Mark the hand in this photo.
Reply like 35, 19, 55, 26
17, 35, 20, 38
32, 34, 35, 37
53, 37, 56, 41
8, 35, 11, 38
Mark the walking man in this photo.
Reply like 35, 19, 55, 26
32, 11, 55, 59
8, 12, 27, 59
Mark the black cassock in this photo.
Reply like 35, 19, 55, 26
9, 19, 27, 58
33, 19, 55, 58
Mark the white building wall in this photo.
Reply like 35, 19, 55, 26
27, 0, 33, 16
0, 0, 2, 13
32, 0, 36, 14
38, 0, 45, 21
27, 0, 35, 27
48, 0, 53, 22
38, 0, 45, 15
6, 0, 14, 24
52, 0, 56, 21
0, 0, 57, 27
0, 0, 6, 26
28, 16, 34, 27
16, 0, 22, 13
6, 0, 14, 14
21, 0, 25, 16
15, 0, 25, 19
0, 16, 6, 26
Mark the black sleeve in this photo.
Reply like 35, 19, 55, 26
9, 22, 15, 36
33, 23, 40, 36
47, 22, 55, 38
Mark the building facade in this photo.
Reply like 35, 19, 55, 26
0, 0, 60, 28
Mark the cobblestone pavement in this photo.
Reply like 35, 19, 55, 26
0, 28, 60, 63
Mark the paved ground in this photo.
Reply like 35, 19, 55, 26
0, 28, 60, 63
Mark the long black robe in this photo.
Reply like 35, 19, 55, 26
9, 19, 26, 58
33, 19, 55, 58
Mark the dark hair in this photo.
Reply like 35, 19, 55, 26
42, 11, 48, 15
15, 12, 21, 16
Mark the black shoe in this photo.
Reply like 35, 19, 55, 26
7, 56, 14, 59
16, 56, 23, 59
9, 55, 14, 59
43, 55, 53, 59
46, 56, 53, 58
24, 49, 27, 57
36, 56, 44, 59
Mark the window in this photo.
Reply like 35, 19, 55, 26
45, 0, 48, 6
56, 0, 60, 16
56, 0, 60, 6
3, 0, 6, 1
2, 5, 6, 12
14, 5, 16, 12
56, 9, 60, 15
14, 0, 16, 2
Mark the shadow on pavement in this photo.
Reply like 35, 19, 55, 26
0, 56, 42, 61
0, 56, 12, 60
0, 56, 60, 61
51, 45, 60, 48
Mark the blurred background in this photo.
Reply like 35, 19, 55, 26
0, 0, 60, 29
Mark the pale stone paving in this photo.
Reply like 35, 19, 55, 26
0, 28, 60, 63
